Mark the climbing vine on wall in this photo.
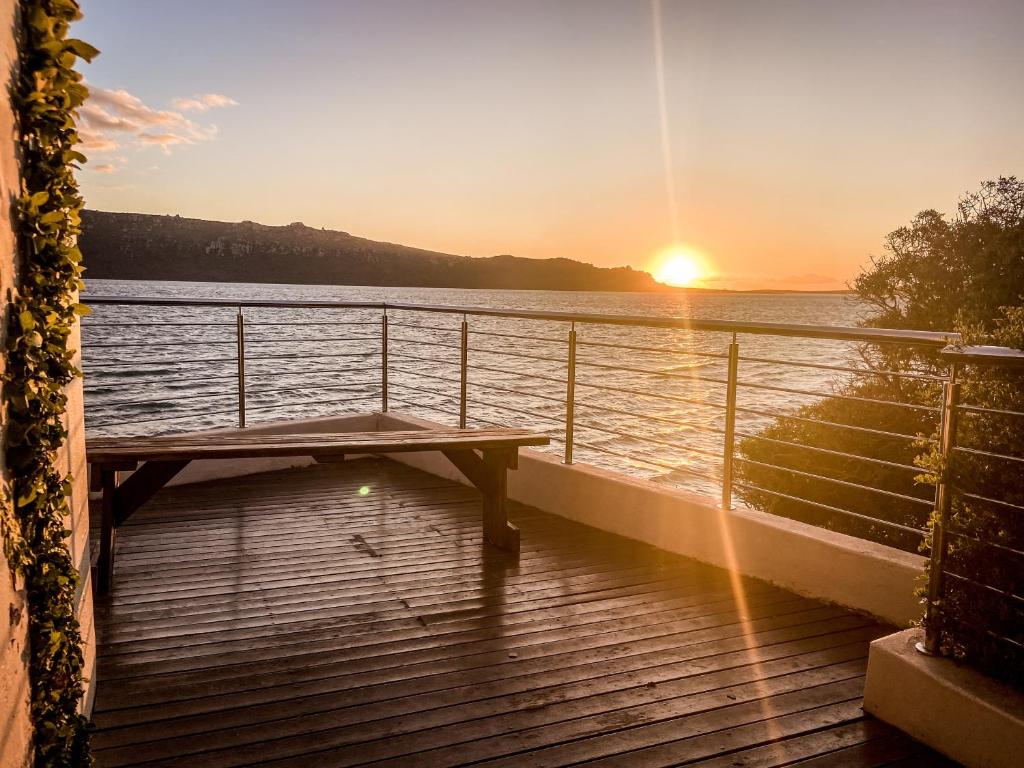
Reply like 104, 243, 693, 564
4, 0, 97, 764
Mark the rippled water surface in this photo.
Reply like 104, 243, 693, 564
82, 279, 870, 496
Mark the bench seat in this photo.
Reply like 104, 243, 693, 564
87, 428, 549, 594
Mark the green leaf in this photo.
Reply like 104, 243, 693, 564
65, 39, 100, 62
19, 310, 35, 330
72, 303, 91, 316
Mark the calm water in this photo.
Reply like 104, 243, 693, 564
81, 279, 870, 495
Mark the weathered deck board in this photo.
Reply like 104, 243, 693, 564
90, 458, 954, 767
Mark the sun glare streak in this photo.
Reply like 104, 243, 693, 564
714, 507, 784, 742
651, 0, 679, 244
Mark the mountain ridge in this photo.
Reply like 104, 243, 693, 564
79, 210, 679, 292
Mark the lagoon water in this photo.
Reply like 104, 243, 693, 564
82, 279, 871, 495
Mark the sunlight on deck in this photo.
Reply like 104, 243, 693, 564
89, 459, 951, 767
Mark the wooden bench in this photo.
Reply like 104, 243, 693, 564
86, 428, 549, 595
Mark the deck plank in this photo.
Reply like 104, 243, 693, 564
90, 458, 953, 767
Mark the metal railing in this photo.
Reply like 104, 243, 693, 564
916, 346, 1024, 675
79, 294, 1024, 679
81, 295, 955, 534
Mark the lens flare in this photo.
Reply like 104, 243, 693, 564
652, 245, 708, 287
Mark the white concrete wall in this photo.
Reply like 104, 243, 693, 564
865, 628, 1024, 767
158, 409, 925, 627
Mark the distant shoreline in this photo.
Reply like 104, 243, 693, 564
85, 276, 855, 297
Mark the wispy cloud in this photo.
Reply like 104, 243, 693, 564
91, 164, 117, 174
138, 132, 192, 146
78, 125, 118, 153
171, 93, 239, 112
78, 84, 235, 160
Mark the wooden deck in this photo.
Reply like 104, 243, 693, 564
90, 458, 954, 767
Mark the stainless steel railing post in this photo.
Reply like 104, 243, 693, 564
721, 335, 739, 509
236, 308, 246, 428
459, 317, 468, 428
564, 323, 577, 464
920, 368, 961, 655
381, 312, 389, 412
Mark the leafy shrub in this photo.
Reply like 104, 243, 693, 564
737, 178, 1024, 685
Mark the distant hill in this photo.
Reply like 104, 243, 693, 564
79, 210, 667, 292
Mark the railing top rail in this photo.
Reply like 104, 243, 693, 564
941, 344, 1024, 368
83, 294, 959, 346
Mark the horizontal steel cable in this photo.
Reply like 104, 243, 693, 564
465, 394, 564, 426
244, 393, 381, 412
953, 445, 1024, 465
940, 570, 1024, 606
738, 380, 941, 413
388, 381, 458, 402
573, 419, 723, 460
958, 491, 1024, 513
469, 346, 568, 365
578, 338, 728, 359
245, 351, 376, 362
387, 367, 461, 387
388, 336, 462, 351
88, 390, 237, 409
574, 359, 729, 386
83, 321, 230, 328
246, 320, 377, 327
85, 373, 239, 388
734, 431, 922, 472
469, 328, 565, 344
247, 381, 377, 398
387, 351, 458, 367
84, 356, 235, 368
739, 354, 947, 382
245, 336, 378, 345
574, 400, 726, 437
386, 397, 504, 429
387, 322, 459, 333
735, 456, 933, 506
466, 361, 565, 386
732, 403, 932, 443
575, 379, 728, 411
86, 407, 240, 430
733, 480, 925, 536
85, 339, 236, 348
957, 403, 1024, 419
573, 438, 720, 483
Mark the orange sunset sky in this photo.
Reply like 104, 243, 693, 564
75, 1, 1023, 290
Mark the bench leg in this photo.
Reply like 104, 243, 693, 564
482, 449, 520, 554
96, 468, 119, 596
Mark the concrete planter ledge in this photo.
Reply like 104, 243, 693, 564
865, 628, 1024, 767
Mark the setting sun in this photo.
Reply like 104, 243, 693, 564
651, 246, 708, 287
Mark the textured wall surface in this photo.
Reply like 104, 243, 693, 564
0, 3, 33, 766
0, 2, 97, 764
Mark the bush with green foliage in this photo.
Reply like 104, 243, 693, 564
738, 177, 1024, 686
2, 1, 96, 764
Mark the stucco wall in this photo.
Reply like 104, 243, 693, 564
0, 2, 96, 764
0, 3, 32, 766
